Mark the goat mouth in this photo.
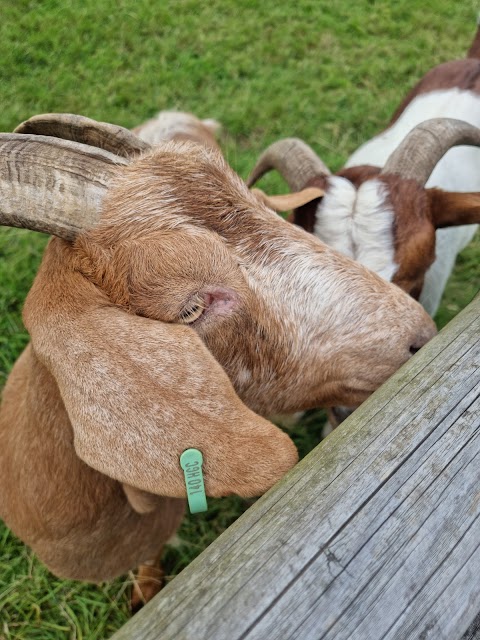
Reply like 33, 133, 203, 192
297, 381, 375, 412
332, 380, 383, 406
331, 406, 355, 424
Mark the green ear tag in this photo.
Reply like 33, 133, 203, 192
180, 449, 208, 514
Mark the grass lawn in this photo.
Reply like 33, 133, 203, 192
0, 1, 479, 637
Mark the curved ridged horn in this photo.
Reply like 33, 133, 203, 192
381, 117, 480, 185
14, 113, 150, 158
246, 138, 331, 192
0, 133, 128, 240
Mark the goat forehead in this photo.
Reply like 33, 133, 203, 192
103, 147, 270, 232
315, 176, 397, 281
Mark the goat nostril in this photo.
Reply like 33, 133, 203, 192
409, 320, 437, 357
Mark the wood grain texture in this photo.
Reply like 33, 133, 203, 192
463, 611, 480, 639
111, 294, 480, 640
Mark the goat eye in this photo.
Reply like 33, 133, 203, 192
178, 295, 206, 324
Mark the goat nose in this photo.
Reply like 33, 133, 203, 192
409, 320, 437, 356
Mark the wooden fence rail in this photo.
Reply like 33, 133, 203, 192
112, 294, 480, 640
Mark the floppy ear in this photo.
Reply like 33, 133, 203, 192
23, 239, 298, 500
251, 186, 324, 212
427, 188, 480, 228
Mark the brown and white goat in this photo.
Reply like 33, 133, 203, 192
248, 28, 480, 427
132, 109, 222, 151
0, 116, 435, 601
248, 28, 480, 318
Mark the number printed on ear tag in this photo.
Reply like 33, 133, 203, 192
180, 449, 208, 514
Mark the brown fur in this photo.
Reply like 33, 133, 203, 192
390, 59, 480, 125
381, 30, 480, 292
0, 141, 435, 585
293, 175, 329, 232
336, 165, 382, 187
0, 346, 185, 581
427, 188, 480, 228
467, 25, 480, 59
378, 175, 436, 296
131, 563, 165, 612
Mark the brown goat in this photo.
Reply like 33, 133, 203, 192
0, 118, 435, 604
132, 109, 222, 151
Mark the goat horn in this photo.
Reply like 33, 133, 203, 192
0, 133, 127, 240
246, 138, 331, 192
14, 113, 150, 158
381, 117, 480, 185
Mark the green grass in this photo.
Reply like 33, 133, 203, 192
0, 0, 479, 637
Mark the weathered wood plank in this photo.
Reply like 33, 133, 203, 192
464, 611, 480, 639
111, 294, 480, 640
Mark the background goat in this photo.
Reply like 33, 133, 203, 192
132, 110, 222, 151
248, 26, 480, 425
0, 117, 435, 605
248, 29, 480, 315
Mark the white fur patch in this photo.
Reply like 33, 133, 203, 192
314, 176, 397, 281
236, 367, 252, 386
313, 176, 356, 258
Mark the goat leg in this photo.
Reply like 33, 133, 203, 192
130, 552, 165, 612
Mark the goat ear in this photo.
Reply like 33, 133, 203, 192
427, 188, 480, 228
251, 186, 324, 212
23, 240, 298, 500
